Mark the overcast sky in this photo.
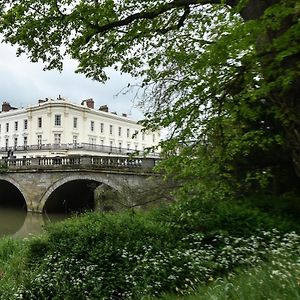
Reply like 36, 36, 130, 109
0, 42, 144, 120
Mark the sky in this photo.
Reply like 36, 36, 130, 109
0, 42, 144, 120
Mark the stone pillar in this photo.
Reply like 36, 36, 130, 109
80, 156, 92, 166
31, 158, 40, 167
141, 158, 156, 169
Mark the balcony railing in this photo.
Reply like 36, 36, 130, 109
0, 155, 158, 170
0, 143, 159, 157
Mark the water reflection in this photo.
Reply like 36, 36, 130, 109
0, 206, 69, 239
0, 207, 26, 237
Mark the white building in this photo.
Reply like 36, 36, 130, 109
0, 97, 160, 159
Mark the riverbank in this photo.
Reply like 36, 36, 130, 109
0, 195, 300, 299
152, 256, 300, 300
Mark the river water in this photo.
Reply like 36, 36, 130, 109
0, 206, 69, 239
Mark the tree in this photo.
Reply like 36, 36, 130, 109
0, 0, 299, 190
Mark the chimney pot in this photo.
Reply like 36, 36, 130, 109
2, 102, 11, 112
81, 98, 94, 109
99, 105, 109, 112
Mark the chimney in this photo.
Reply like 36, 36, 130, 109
86, 99, 94, 109
99, 105, 109, 112
81, 98, 94, 109
38, 99, 46, 104
122, 113, 127, 117
2, 102, 11, 112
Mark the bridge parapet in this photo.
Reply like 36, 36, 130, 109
0, 155, 159, 171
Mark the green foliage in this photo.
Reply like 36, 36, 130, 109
0, 237, 26, 299
0, 205, 294, 299
0, 197, 299, 299
246, 193, 300, 219
0, 237, 20, 262
0, 2, 300, 296
156, 194, 297, 238
154, 256, 300, 300
14, 220, 300, 299
0, 163, 7, 174
0, 0, 299, 192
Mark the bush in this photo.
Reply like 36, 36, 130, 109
14, 209, 300, 299
157, 195, 297, 238
246, 193, 300, 219
2, 193, 300, 299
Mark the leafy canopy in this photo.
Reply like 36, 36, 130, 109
1, 0, 299, 194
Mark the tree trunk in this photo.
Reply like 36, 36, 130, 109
240, 0, 300, 176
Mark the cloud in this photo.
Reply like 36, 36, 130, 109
0, 42, 144, 120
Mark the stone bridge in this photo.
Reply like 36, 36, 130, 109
0, 156, 158, 213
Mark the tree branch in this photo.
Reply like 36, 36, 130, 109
93, 0, 226, 34
177, 5, 190, 29
53, 0, 66, 17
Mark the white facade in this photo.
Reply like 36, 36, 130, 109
0, 98, 160, 158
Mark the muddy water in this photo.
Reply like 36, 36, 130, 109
0, 206, 69, 239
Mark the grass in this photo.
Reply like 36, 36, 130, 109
0, 198, 300, 299
154, 257, 300, 300
0, 237, 27, 299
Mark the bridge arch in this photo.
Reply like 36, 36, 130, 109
38, 174, 122, 213
0, 175, 28, 210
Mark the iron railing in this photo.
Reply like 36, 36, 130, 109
0, 143, 159, 157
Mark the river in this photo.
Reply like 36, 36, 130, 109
0, 206, 69, 239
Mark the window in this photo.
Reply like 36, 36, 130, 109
15, 121, 18, 131
110, 140, 113, 151
100, 139, 104, 146
23, 136, 28, 148
6, 123, 9, 133
100, 123, 104, 133
127, 143, 130, 150
73, 136, 78, 145
127, 128, 130, 138
5, 138, 9, 150
55, 114, 61, 126
134, 130, 138, 139
90, 121, 94, 131
38, 117, 42, 128
14, 137, 18, 149
37, 135, 42, 147
118, 126, 122, 137
152, 134, 156, 142
73, 117, 78, 129
109, 125, 113, 135
24, 119, 28, 130
89, 137, 96, 145
54, 133, 61, 145
118, 142, 122, 152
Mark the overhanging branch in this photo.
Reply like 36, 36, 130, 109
93, 0, 233, 34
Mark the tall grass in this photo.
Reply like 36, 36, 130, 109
0, 197, 299, 299
0, 237, 26, 299
156, 256, 300, 300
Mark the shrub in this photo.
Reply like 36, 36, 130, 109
2, 193, 300, 299
157, 195, 297, 238
14, 210, 300, 299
